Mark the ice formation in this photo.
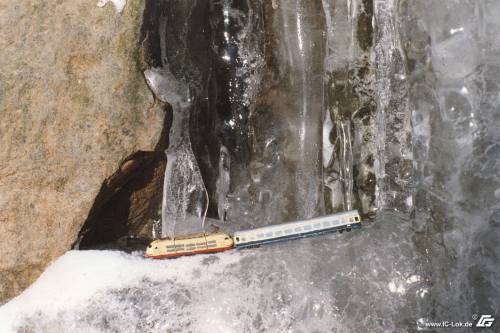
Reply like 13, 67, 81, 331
269, 0, 327, 220
143, 0, 215, 238
218, 0, 328, 228
399, 0, 500, 322
1, 0, 499, 332
322, 0, 377, 215
0, 215, 427, 333
144, 66, 208, 238
373, 0, 413, 213
153, 0, 329, 233
209, 0, 267, 227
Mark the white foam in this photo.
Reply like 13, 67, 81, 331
97, 0, 127, 13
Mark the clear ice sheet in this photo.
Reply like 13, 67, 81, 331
216, 0, 327, 229
399, 0, 500, 323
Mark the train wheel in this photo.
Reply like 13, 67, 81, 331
339, 229, 344, 234
346, 227, 351, 232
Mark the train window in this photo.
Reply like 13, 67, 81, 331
225, 237, 229, 240
350, 217, 354, 222
323, 221, 330, 227
257, 233, 264, 238
355, 216, 360, 221
235, 237, 240, 242
314, 223, 321, 228
265, 232, 273, 238
285, 229, 292, 234
304, 225, 311, 230
295, 227, 302, 232
275, 231, 282, 236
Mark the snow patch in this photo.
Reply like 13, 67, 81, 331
0, 250, 242, 333
97, 0, 126, 13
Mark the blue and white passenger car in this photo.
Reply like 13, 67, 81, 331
233, 210, 362, 249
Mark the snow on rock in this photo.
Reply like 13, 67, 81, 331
97, 0, 127, 13
0, 250, 243, 333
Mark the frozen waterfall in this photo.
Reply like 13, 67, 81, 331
1, 0, 498, 332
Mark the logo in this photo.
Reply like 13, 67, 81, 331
476, 314, 495, 328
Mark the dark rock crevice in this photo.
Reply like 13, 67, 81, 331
77, 104, 172, 249
76, 1, 179, 250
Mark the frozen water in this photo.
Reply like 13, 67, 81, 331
322, 0, 377, 215
143, 1, 213, 238
2, 0, 500, 331
432, 32, 479, 81
213, 0, 327, 229
152, 0, 376, 230
374, 0, 413, 213
144, 68, 189, 108
399, 0, 500, 325
0, 214, 428, 333
209, 0, 266, 227
144, 67, 208, 238
160, 137, 209, 237
337, 120, 354, 210
255, 0, 326, 220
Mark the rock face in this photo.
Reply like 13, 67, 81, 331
0, 0, 164, 302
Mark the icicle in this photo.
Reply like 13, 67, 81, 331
338, 120, 354, 210
144, 68, 209, 238
272, 0, 327, 219
216, 145, 230, 223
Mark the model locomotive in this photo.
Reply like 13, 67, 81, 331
145, 210, 362, 259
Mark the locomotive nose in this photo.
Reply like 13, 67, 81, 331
144, 243, 155, 258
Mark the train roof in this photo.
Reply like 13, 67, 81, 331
233, 210, 360, 236
156, 230, 228, 241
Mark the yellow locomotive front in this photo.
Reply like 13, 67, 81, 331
145, 232, 234, 259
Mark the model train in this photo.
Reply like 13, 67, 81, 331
145, 210, 362, 259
